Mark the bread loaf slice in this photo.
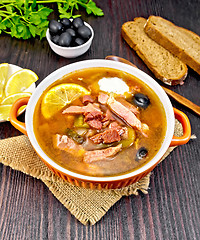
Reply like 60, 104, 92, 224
121, 18, 188, 85
145, 16, 200, 75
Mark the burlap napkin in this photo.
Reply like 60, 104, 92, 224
0, 120, 190, 225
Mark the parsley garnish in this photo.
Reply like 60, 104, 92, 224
0, 0, 104, 39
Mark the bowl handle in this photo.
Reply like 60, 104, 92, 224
9, 97, 30, 136
170, 108, 191, 146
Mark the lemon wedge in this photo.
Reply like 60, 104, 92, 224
0, 104, 26, 122
4, 69, 38, 97
0, 105, 12, 121
41, 83, 90, 119
1, 92, 31, 105
0, 63, 9, 101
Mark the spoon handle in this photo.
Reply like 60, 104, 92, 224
105, 55, 200, 116
162, 87, 200, 116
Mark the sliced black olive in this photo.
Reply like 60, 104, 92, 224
65, 128, 84, 144
74, 37, 85, 46
136, 147, 148, 161
65, 28, 76, 38
77, 25, 92, 39
58, 32, 72, 47
72, 17, 84, 29
133, 93, 150, 109
49, 20, 62, 35
60, 18, 71, 28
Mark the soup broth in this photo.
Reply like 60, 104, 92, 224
34, 67, 167, 177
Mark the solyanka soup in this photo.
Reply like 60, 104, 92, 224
33, 67, 167, 177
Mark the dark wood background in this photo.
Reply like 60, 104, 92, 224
0, 0, 200, 239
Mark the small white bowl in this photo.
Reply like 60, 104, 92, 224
46, 22, 94, 58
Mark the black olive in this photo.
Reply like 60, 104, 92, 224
65, 28, 76, 38
133, 93, 150, 109
136, 147, 148, 161
74, 37, 85, 46
72, 17, 84, 29
60, 18, 71, 28
77, 25, 92, 39
58, 32, 72, 47
51, 35, 60, 44
49, 20, 62, 35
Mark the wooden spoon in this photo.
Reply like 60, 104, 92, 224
105, 55, 200, 116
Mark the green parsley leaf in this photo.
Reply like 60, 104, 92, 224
0, 0, 103, 40
85, 1, 104, 16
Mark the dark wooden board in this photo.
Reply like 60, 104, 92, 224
0, 0, 199, 239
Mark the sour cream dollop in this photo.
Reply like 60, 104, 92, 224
98, 77, 129, 94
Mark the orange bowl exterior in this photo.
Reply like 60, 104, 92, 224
39, 153, 160, 189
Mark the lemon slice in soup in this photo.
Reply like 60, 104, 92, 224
41, 83, 90, 119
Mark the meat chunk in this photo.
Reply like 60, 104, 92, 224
107, 96, 148, 134
109, 121, 124, 135
83, 104, 104, 130
63, 103, 104, 130
86, 119, 102, 130
116, 97, 139, 115
83, 144, 122, 163
109, 121, 128, 139
82, 95, 95, 104
98, 92, 109, 104
90, 129, 121, 144
62, 105, 86, 114
62, 103, 102, 115
84, 111, 103, 122
53, 134, 84, 155
103, 109, 115, 121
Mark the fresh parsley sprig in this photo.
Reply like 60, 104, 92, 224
0, 0, 104, 40
57, 0, 104, 18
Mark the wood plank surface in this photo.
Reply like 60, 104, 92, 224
0, 0, 200, 239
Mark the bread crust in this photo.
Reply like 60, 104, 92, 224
121, 18, 188, 85
145, 16, 200, 75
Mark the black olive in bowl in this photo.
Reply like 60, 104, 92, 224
49, 20, 63, 35
60, 18, 71, 29
77, 25, 92, 40
72, 17, 84, 29
66, 28, 76, 38
51, 35, 60, 45
46, 17, 94, 58
74, 38, 85, 46
58, 32, 72, 47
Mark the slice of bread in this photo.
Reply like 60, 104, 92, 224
145, 16, 200, 75
121, 18, 188, 85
